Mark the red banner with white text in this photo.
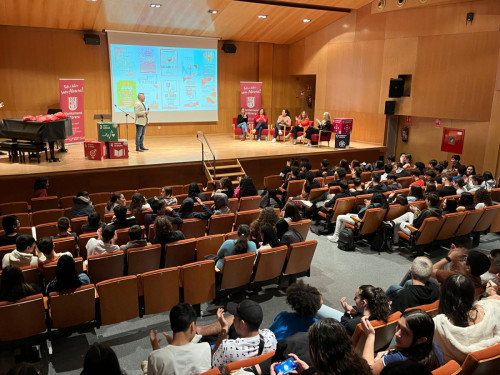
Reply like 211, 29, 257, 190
240, 82, 262, 127
59, 79, 85, 143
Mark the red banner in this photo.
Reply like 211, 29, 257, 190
240, 82, 262, 127
59, 79, 85, 143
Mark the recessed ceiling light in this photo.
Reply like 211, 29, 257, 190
86, 0, 98, 2
208, 9, 218, 14
258, 15, 268, 19
303, 18, 311, 23
150, 3, 161, 8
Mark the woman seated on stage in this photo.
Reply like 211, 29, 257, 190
303, 111, 332, 147
105, 192, 126, 214
252, 108, 268, 141
271, 109, 291, 143
286, 110, 310, 145
236, 107, 249, 141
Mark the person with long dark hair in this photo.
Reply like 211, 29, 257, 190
46, 255, 90, 294
105, 192, 126, 215
178, 197, 212, 220
33, 176, 49, 198
237, 176, 258, 199
215, 224, 256, 270
270, 319, 371, 375
361, 309, 442, 374
433, 274, 500, 363
250, 207, 279, 242
81, 343, 124, 375
283, 201, 302, 223
456, 192, 475, 212
259, 223, 280, 250
213, 177, 234, 199
441, 198, 457, 214
187, 182, 206, 201
253, 108, 268, 141
317, 284, 391, 336
276, 218, 303, 247
0, 265, 39, 302
129, 193, 150, 217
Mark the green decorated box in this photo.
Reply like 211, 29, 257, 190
97, 122, 119, 142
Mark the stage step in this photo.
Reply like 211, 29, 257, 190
216, 172, 245, 177
213, 164, 240, 170
203, 158, 246, 184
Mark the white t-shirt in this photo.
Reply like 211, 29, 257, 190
212, 329, 277, 372
147, 341, 211, 375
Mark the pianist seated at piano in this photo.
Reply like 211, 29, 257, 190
70, 191, 96, 219
33, 176, 49, 198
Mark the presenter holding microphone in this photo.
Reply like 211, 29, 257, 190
134, 93, 149, 152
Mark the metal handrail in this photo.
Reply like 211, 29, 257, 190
196, 131, 216, 179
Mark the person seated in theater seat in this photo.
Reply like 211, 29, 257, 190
1, 235, 40, 269
237, 176, 258, 199
473, 187, 492, 209
187, 182, 207, 202
158, 186, 178, 206
433, 274, 500, 364
54, 216, 78, 243
465, 174, 485, 193
452, 165, 466, 182
385, 256, 439, 313
120, 225, 150, 253
178, 197, 212, 220
282, 201, 302, 223
425, 182, 437, 194
349, 177, 365, 196
450, 154, 462, 172
212, 193, 231, 215
316, 158, 333, 177
107, 204, 136, 230
0, 265, 40, 302
385, 173, 403, 191
249, 207, 279, 243
269, 280, 321, 341
438, 173, 456, 197
381, 164, 393, 181
86, 226, 120, 257
70, 191, 95, 219
37, 236, 72, 264
144, 303, 212, 375
480, 249, 500, 286
45, 254, 90, 294
364, 173, 388, 194
456, 192, 475, 212
130, 192, 151, 218
268, 168, 301, 209
276, 218, 303, 247
32, 176, 49, 198
294, 172, 321, 206
482, 171, 496, 190
317, 180, 352, 220
145, 199, 183, 234
393, 162, 409, 178
399, 185, 422, 203
213, 177, 234, 199
81, 212, 106, 233
81, 343, 123, 375
424, 169, 436, 184
0, 215, 20, 247
258, 223, 280, 250
441, 198, 458, 214
153, 216, 184, 247
409, 169, 424, 188
105, 191, 127, 215
215, 224, 256, 270
452, 176, 466, 195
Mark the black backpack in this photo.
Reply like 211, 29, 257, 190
337, 227, 356, 251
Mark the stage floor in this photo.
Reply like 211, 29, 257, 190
0, 134, 385, 176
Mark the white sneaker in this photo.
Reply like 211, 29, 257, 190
271, 138, 276, 143
300, 200, 313, 208
297, 136, 303, 142
279, 130, 283, 136
252, 129, 256, 134
327, 235, 339, 243
293, 139, 296, 145
285, 133, 291, 139
257, 138, 261, 142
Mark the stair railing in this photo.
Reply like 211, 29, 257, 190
196, 131, 216, 179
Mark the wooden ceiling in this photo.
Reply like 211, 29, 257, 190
0, 0, 372, 44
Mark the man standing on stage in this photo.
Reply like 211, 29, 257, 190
134, 93, 149, 152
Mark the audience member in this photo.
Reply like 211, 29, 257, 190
153, 216, 184, 246
259, 223, 280, 250
108, 205, 136, 230
317, 284, 391, 336
318, 180, 351, 218
37, 236, 72, 264
409, 169, 424, 187
452, 165, 466, 182
33, 176, 49, 198
481, 249, 500, 285
438, 174, 456, 197
0, 215, 20, 246
212, 193, 231, 215
282, 201, 302, 223
328, 167, 347, 187
216, 177, 235, 199
482, 171, 496, 190
271, 319, 371, 375
120, 225, 150, 252
473, 187, 492, 209
466, 174, 484, 193
456, 192, 475, 211
145, 199, 183, 231
441, 198, 458, 214
433, 274, 500, 363
259, 332, 311, 375
385, 173, 402, 191
81, 343, 124, 375
187, 182, 206, 201
86, 226, 120, 257
238, 176, 258, 199
2, 235, 39, 269
212, 300, 277, 372
424, 169, 436, 183
465, 164, 476, 177
349, 177, 365, 196
276, 218, 303, 247
385, 257, 439, 313
70, 191, 95, 219
361, 310, 442, 374
81, 212, 106, 233
0, 265, 40, 302
394, 163, 409, 178
55, 216, 78, 242
249, 207, 279, 242
130, 193, 150, 217
146, 303, 211, 375
452, 177, 466, 194
364, 173, 388, 193
269, 167, 300, 209
380, 361, 432, 375
178, 197, 212, 220
450, 155, 462, 171
46, 254, 90, 294
159, 186, 178, 206
269, 281, 321, 341
216, 224, 256, 270
105, 192, 126, 214
316, 158, 332, 177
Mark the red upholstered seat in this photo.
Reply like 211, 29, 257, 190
311, 130, 332, 147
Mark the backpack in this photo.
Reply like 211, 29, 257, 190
337, 227, 356, 251
259, 190, 271, 208
371, 224, 393, 254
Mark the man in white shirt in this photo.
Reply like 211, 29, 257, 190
146, 303, 211, 375
86, 226, 120, 257
212, 300, 277, 373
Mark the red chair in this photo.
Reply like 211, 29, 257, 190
232, 117, 252, 140
310, 128, 332, 147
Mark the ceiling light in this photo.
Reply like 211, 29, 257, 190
86, 0, 98, 2
208, 9, 218, 14
258, 15, 268, 19
150, 3, 161, 8
303, 18, 311, 23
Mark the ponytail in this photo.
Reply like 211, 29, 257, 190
234, 224, 250, 254
359, 285, 391, 323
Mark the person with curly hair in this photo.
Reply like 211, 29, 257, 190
129, 192, 150, 217
236, 176, 258, 199
249, 207, 279, 242
259, 223, 280, 250
473, 187, 493, 209
154, 215, 184, 246
269, 280, 322, 341
317, 285, 391, 336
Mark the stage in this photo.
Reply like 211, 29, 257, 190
0, 134, 386, 202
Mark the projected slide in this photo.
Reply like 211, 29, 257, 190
109, 44, 217, 123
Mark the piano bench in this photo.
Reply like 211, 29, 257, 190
0, 141, 19, 162
17, 142, 48, 163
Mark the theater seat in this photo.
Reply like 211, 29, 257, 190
460, 342, 500, 375
225, 350, 276, 373
96, 275, 139, 326
196, 234, 225, 261
263, 175, 283, 190
30, 196, 59, 212
127, 245, 161, 275
218, 252, 256, 293
252, 246, 287, 284
181, 260, 216, 306
32, 209, 63, 226
87, 251, 124, 284
234, 210, 260, 230
405, 300, 439, 318
0, 293, 46, 341
288, 219, 311, 241
238, 196, 261, 212
0, 201, 28, 215
398, 216, 445, 253
352, 311, 402, 355
431, 360, 460, 375
435, 212, 465, 242
180, 218, 207, 239
140, 267, 180, 315
282, 240, 317, 279
207, 213, 235, 236
49, 284, 96, 329
44, 257, 84, 284
52, 237, 77, 257
164, 239, 197, 267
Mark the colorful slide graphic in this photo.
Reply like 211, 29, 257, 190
111, 44, 217, 113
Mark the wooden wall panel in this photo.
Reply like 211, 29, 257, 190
412, 32, 500, 121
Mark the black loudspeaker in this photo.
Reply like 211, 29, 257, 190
84, 34, 100, 45
221, 43, 237, 53
389, 78, 404, 98
385, 101, 396, 115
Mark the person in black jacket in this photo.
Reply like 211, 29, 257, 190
316, 159, 332, 177
386, 173, 403, 191
178, 197, 212, 220
269, 167, 301, 209
315, 180, 351, 218
364, 173, 388, 194
236, 107, 248, 141
107, 205, 136, 230
0, 215, 20, 247
438, 173, 456, 197
304, 112, 332, 147
70, 191, 95, 219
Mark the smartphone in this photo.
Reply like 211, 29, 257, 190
274, 358, 297, 375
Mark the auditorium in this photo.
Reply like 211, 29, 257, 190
0, 0, 499, 374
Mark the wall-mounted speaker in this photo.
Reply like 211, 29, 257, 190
396, 0, 406, 7
385, 101, 396, 115
389, 78, 404, 98
221, 43, 237, 54
84, 34, 100, 45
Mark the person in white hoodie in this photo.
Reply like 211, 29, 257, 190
433, 274, 500, 364
1, 235, 39, 269
86, 225, 120, 257
482, 171, 497, 191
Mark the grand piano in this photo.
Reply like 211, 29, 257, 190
0, 118, 72, 162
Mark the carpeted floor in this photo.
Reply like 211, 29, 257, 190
1, 231, 499, 375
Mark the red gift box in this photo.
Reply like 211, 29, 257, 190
332, 118, 353, 134
108, 140, 129, 159
84, 141, 108, 161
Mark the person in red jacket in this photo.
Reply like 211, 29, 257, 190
287, 110, 309, 145
253, 108, 268, 141
409, 169, 425, 187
